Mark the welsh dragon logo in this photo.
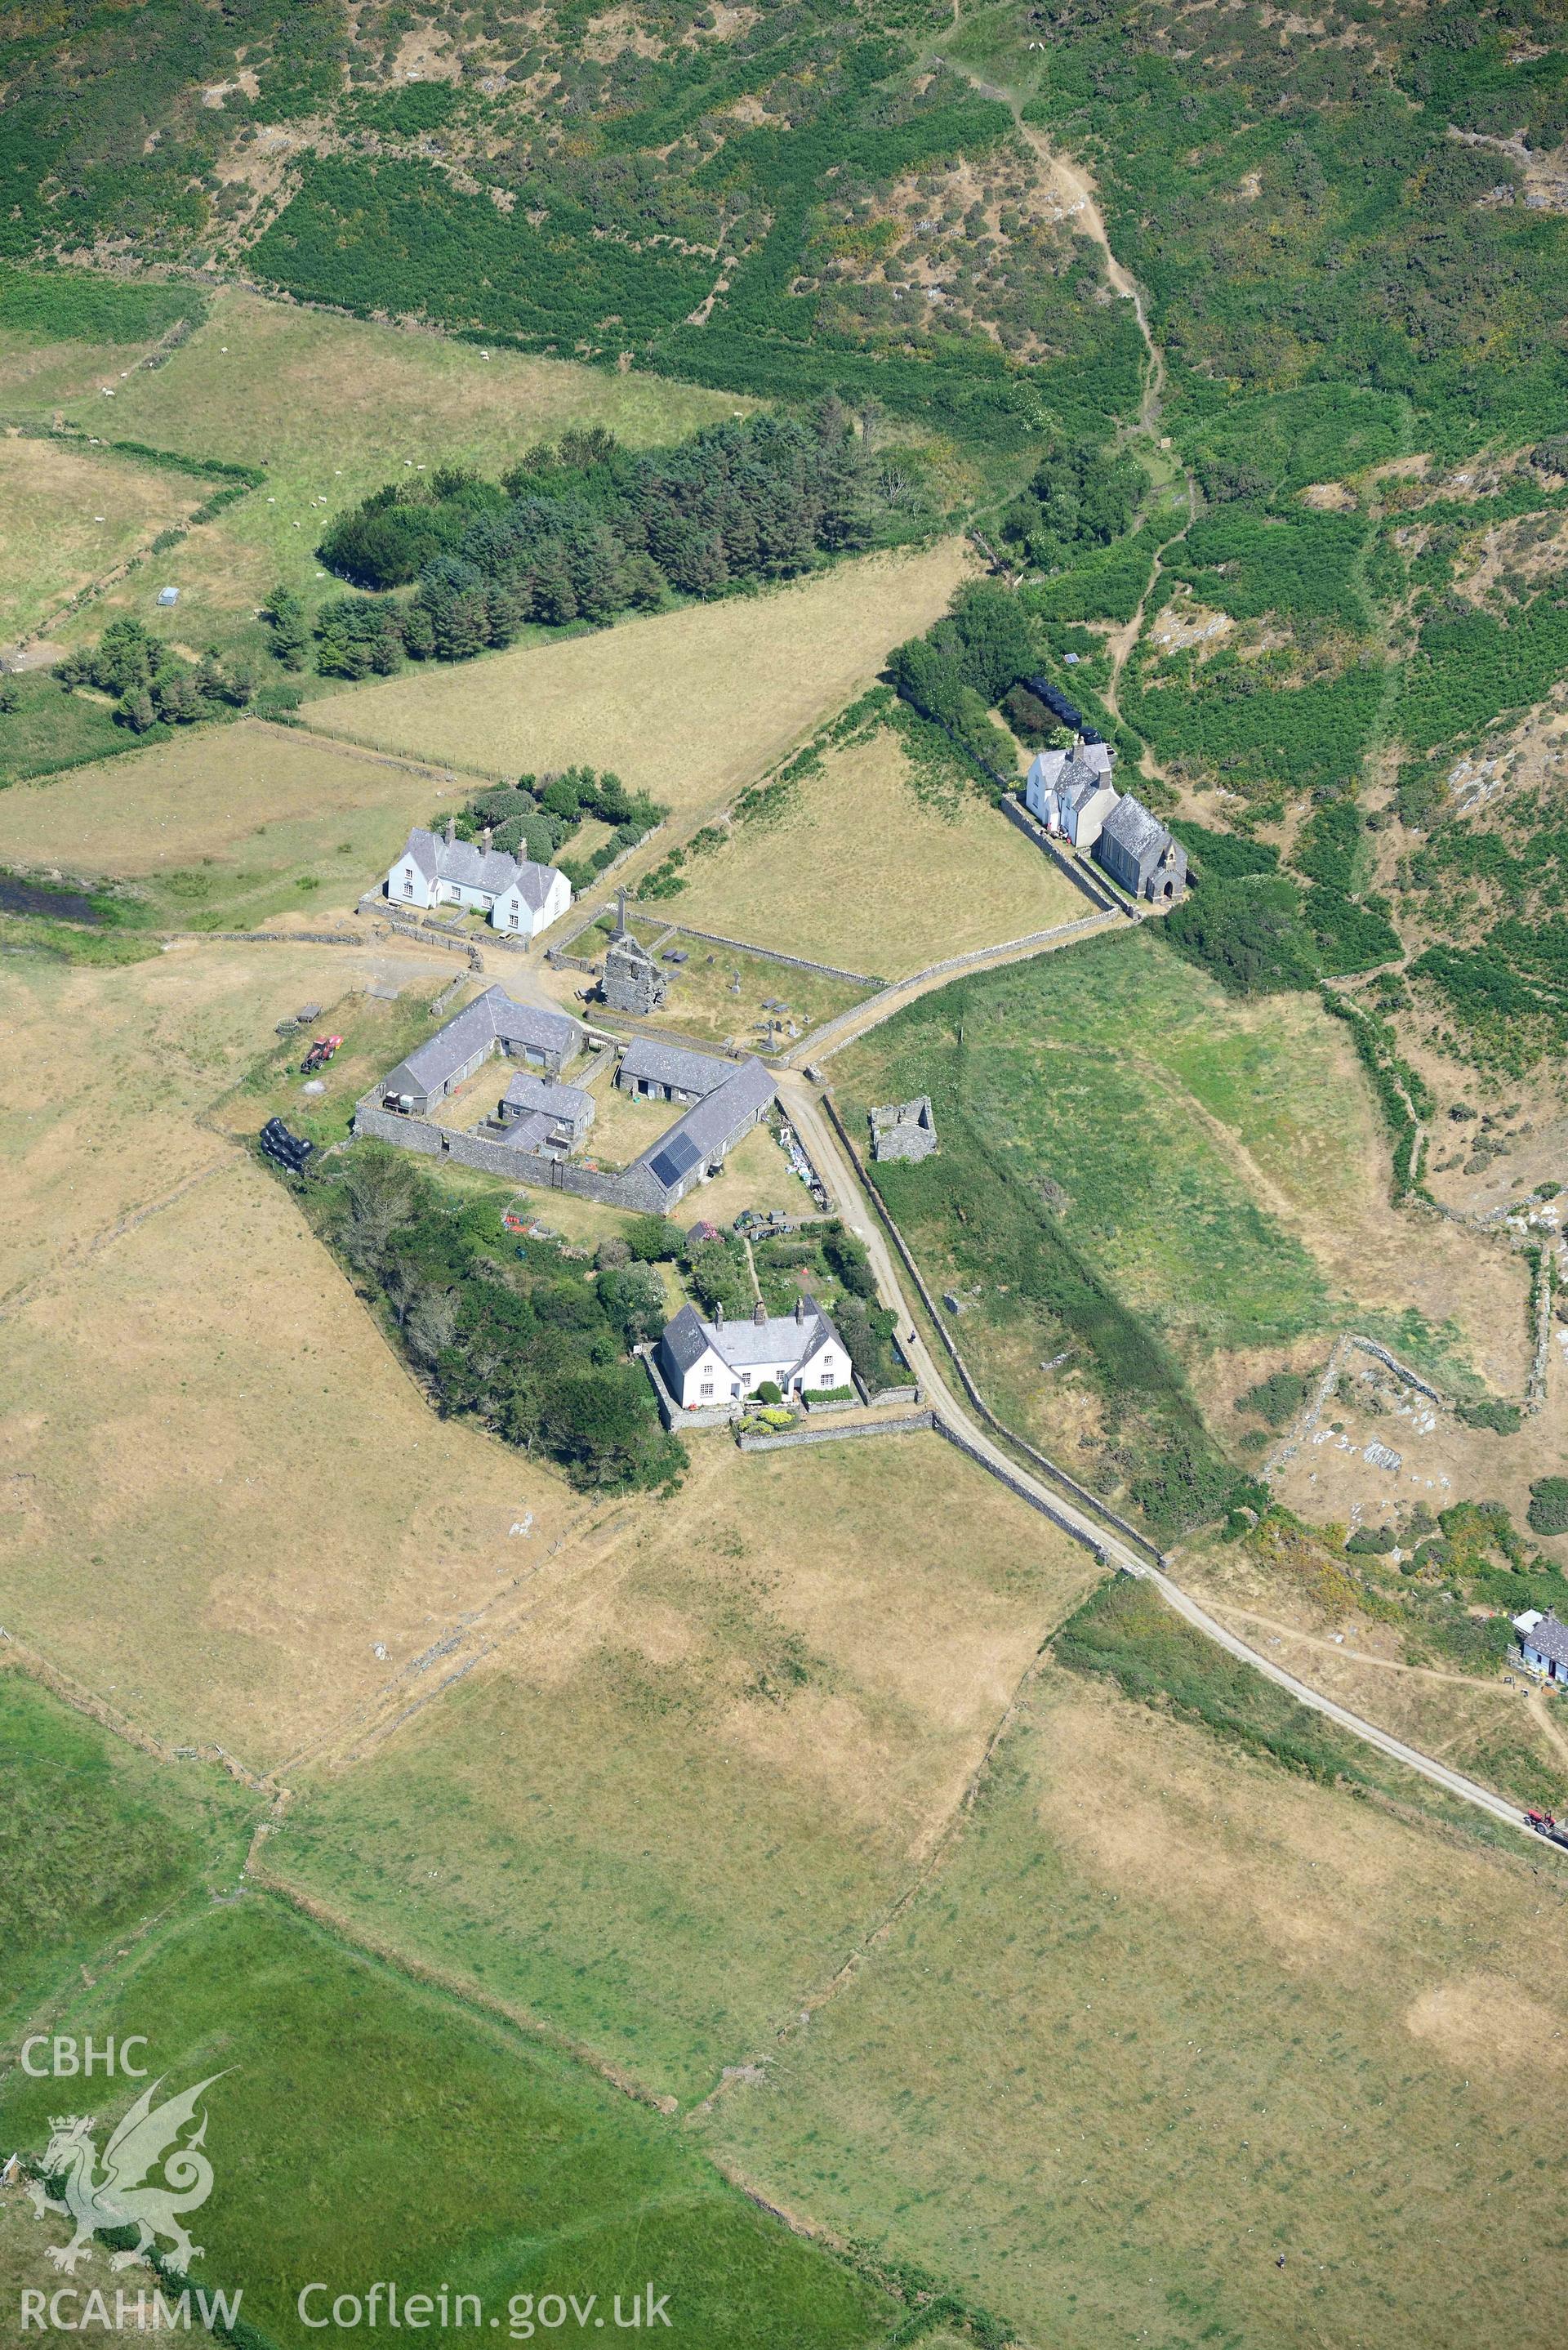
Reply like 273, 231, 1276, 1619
25, 2075, 225, 2276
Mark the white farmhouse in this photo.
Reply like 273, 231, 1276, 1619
383, 818, 572, 938
1023, 740, 1118, 849
659, 1297, 846, 1411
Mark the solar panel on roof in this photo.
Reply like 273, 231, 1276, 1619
648, 1135, 702, 1188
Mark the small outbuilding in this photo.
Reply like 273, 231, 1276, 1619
496, 1069, 595, 1153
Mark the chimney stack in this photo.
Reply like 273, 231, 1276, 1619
446, 815, 457, 846
715, 1301, 724, 1327
795, 1293, 805, 1322
482, 824, 493, 853
753, 1299, 766, 1327
615, 885, 629, 939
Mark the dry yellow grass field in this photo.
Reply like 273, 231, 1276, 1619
306, 542, 972, 816
709, 1667, 1568, 2350
669, 722, 1085, 977
263, 1433, 1104, 2099
0, 939, 422, 1300
0, 720, 454, 924
0, 435, 200, 642
0, 942, 582, 1768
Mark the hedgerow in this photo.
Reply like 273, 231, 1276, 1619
310, 1144, 684, 1496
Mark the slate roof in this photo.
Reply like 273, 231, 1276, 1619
664, 1300, 839, 1382
384, 985, 581, 1099
619, 1037, 733, 1099
1058, 756, 1114, 812
500, 861, 564, 912
1027, 744, 1115, 808
706, 1308, 834, 1374
501, 1070, 592, 1121
662, 1303, 715, 1378
631, 1057, 776, 1196
500, 1109, 556, 1153
397, 827, 564, 907
1098, 792, 1172, 867
1525, 1612, 1568, 1669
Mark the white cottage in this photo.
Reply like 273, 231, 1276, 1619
1023, 741, 1119, 849
384, 820, 572, 938
659, 1298, 846, 1411
1516, 1609, 1568, 1685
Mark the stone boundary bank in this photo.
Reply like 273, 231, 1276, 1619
737, 1411, 935, 1452
801, 910, 1116, 1065
1266, 1332, 1453, 1478
820, 1092, 1168, 1567
999, 794, 1127, 915
353, 1096, 666, 1210
625, 907, 880, 989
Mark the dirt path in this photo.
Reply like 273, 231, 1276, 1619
1194, 1599, 1512, 1689
1530, 1688, 1568, 1773
947, 65, 1194, 779
951, 69, 1162, 432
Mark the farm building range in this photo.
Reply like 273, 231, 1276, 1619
357, 984, 777, 1212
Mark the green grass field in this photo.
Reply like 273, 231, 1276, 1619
262, 1438, 1101, 2105
0, 435, 200, 647
0, 1897, 898, 2350
0, 1668, 260, 2040
49, 290, 751, 663
830, 930, 1501, 1524
0, 670, 140, 787
705, 1653, 1568, 2350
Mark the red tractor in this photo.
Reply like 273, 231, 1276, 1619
1526, 1808, 1568, 1849
300, 1035, 343, 1075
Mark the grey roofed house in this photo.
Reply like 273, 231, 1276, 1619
381, 984, 582, 1108
707, 1304, 833, 1373
399, 826, 562, 907
1093, 792, 1188, 903
617, 1036, 733, 1104
497, 1068, 595, 1153
1058, 753, 1111, 810
1522, 1612, 1568, 1676
630, 1055, 776, 1205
